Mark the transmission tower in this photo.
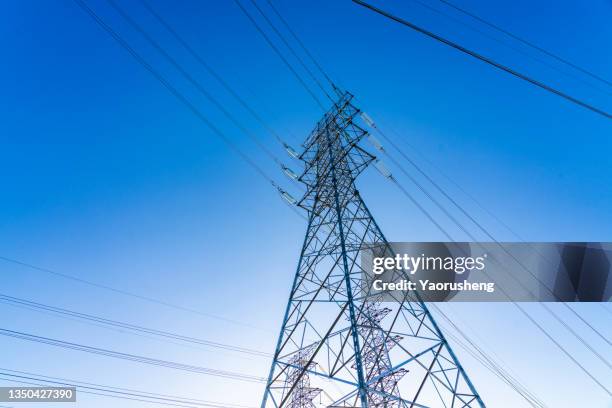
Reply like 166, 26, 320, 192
263, 91, 484, 408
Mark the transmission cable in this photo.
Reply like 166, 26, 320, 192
137, 0, 305, 195
246, 0, 335, 102
47, 0, 301, 331
139, 0, 295, 154
0, 376, 204, 408
436, 0, 612, 88
352, 0, 612, 120
263, 0, 339, 92
431, 304, 548, 408
106, 0, 287, 172
384, 166, 612, 394
0, 367, 253, 408
354, 112, 612, 394
377, 135, 612, 372
368, 119, 612, 350
0, 293, 270, 358
358, 109, 612, 343
232, 0, 326, 110
405, 0, 611, 96
0, 327, 265, 383
351, 153, 556, 402
73, 0, 283, 186
0, 255, 260, 330
62, 3, 612, 398
0, 369, 252, 408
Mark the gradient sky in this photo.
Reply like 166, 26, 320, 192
0, 0, 611, 407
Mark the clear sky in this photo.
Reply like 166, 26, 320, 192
0, 0, 611, 407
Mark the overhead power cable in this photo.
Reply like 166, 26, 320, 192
430, 304, 548, 408
366, 123, 612, 389
405, 0, 611, 96
246, 0, 334, 102
137, 0, 304, 196
0, 368, 253, 408
0, 255, 259, 330
0, 376, 201, 408
139, 0, 293, 152
357, 114, 612, 395
106, 0, 285, 170
108, 0, 305, 200
360, 111, 612, 343
436, 0, 612, 88
72, 0, 284, 193
372, 171, 573, 402
358, 149, 562, 404
388, 177, 453, 241
45, 0, 300, 331
363, 116, 612, 348
0, 293, 270, 358
383, 165, 612, 395
232, 0, 326, 110
263, 0, 339, 92
541, 302, 611, 366
0, 327, 265, 383
352, 0, 612, 120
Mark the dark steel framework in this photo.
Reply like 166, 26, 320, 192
262, 92, 485, 408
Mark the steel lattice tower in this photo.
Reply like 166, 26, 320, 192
262, 92, 485, 408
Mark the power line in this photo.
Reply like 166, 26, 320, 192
0, 367, 253, 408
232, 0, 326, 110
371, 134, 612, 388
354, 114, 612, 394
388, 176, 453, 241
0, 368, 253, 408
0, 376, 202, 408
72, 0, 281, 191
139, 0, 293, 150
246, 0, 334, 102
405, 0, 612, 96
0, 255, 260, 331
23, 0, 298, 333
431, 305, 548, 408
352, 0, 612, 120
435, 0, 612, 88
363, 117, 612, 347
135, 0, 304, 195
386, 178, 550, 406
541, 302, 611, 369
108, 0, 306, 197
363, 152, 549, 400
106, 0, 285, 169
384, 168, 612, 394
0, 293, 270, 358
0, 327, 265, 383
263, 0, 339, 92
55, 3, 548, 402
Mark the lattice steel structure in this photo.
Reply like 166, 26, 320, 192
262, 92, 485, 408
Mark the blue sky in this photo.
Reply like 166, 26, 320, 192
0, 0, 611, 407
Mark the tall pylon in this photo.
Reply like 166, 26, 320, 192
263, 91, 485, 408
